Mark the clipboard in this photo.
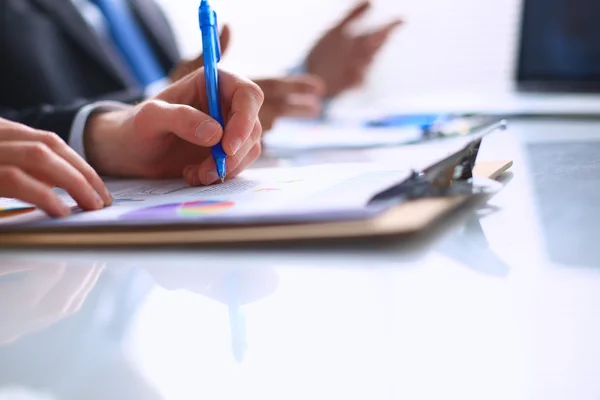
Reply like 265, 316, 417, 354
0, 122, 512, 247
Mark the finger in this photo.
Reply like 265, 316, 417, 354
0, 118, 31, 134
378, 19, 404, 34
360, 19, 403, 51
224, 142, 263, 180
257, 76, 325, 99
264, 97, 322, 119
353, 36, 387, 61
0, 142, 105, 212
345, 65, 368, 88
0, 129, 112, 206
257, 108, 277, 133
220, 24, 232, 56
135, 100, 224, 147
154, 69, 263, 154
202, 139, 262, 184
185, 121, 262, 185
0, 167, 70, 217
219, 122, 262, 181
221, 77, 263, 156
335, 1, 371, 31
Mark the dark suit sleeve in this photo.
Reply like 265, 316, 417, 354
0, 102, 86, 142
0, 89, 144, 143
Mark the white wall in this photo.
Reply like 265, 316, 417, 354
156, 0, 523, 108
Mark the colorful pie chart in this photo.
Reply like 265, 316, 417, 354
121, 200, 235, 221
0, 206, 36, 219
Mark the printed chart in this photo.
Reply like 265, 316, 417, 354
121, 200, 235, 220
0, 206, 36, 219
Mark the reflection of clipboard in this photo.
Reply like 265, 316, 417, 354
439, 213, 511, 277
0, 122, 512, 247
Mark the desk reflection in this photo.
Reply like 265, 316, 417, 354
438, 207, 511, 277
528, 141, 600, 268
0, 260, 105, 346
0, 259, 278, 399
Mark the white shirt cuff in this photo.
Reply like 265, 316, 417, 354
69, 101, 131, 161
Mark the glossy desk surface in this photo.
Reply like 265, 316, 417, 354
0, 119, 599, 399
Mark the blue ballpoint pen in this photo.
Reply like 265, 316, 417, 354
199, 0, 227, 182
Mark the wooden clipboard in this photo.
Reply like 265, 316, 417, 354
0, 160, 512, 247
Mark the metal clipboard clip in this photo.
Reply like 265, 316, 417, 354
368, 120, 508, 207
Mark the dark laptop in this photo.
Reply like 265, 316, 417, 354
517, 0, 600, 93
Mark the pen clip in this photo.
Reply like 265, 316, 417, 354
214, 11, 221, 63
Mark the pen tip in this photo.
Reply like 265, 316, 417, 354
220, 178, 225, 183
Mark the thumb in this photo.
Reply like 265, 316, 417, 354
335, 1, 371, 31
136, 101, 223, 147
220, 24, 232, 57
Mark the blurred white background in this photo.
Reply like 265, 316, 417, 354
156, 0, 522, 110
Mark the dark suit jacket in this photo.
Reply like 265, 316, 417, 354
0, 0, 181, 141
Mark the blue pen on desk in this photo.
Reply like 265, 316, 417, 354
199, 0, 227, 182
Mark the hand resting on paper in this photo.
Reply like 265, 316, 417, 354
0, 118, 112, 217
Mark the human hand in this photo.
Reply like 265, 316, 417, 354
169, 25, 232, 82
0, 260, 104, 346
84, 68, 264, 186
306, 1, 402, 98
254, 75, 325, 131
0, 118, 112, 217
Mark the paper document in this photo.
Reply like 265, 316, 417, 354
0, 164, 412, 229
263, 120, 423, 152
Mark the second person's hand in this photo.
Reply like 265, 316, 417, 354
306, 1, 402, 98
254, 75, 325, 132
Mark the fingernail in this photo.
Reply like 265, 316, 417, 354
103, 188, 113, 206
183, 166, 193, 183
189, 169, 200, 186
94, 193, 105, 209
196, 120, 222, 143
58, 206, 71, 218
204, 170, 219, 184
230, 139, 243, 155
